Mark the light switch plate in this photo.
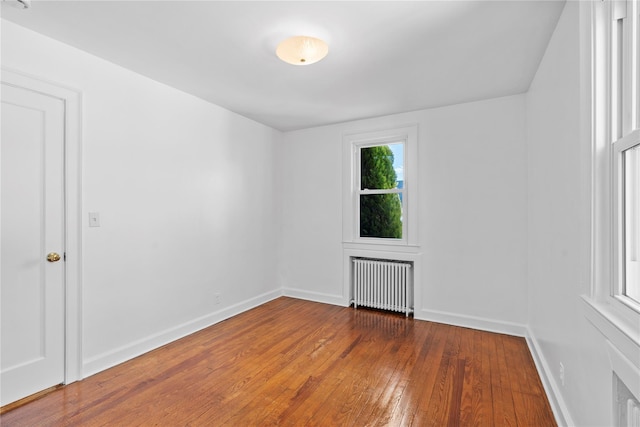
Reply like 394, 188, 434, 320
88, 212, 100, 227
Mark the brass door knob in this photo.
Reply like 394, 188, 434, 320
46, 252, 61, 263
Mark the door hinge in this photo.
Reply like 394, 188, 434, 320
64, 252, 66, 261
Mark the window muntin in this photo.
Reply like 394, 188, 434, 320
357, 142, 405, 240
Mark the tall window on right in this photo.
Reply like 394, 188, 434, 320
611, 0, 640, 307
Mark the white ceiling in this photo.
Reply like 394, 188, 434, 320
1, 1, 565, 131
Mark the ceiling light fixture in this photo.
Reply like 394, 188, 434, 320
276, 36, 328, 66
2, 0, 31, 8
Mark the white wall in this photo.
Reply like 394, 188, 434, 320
525, 2, 617, 425
280, 94, 528, 333
1, 20, 282, 376
4, 8, 624, 424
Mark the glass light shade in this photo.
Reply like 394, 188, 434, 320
7, 0, 30, 8
276, 36, 328, 66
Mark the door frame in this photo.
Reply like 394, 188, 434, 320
1, 68, 83, 384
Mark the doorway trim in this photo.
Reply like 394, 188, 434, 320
2, 68, 83, 383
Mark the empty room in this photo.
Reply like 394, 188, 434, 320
1, 0, 639, 426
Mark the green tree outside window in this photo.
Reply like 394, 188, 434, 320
360, 145, 403, 239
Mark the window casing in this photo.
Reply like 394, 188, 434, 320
595, 0, 640, 315
342, 125, 418, 247
612, 0, 640, 311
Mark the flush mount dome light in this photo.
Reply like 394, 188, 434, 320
276, 36, 328, 65
3, 0, 31, 8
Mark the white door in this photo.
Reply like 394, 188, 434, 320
1, 83, 66, 406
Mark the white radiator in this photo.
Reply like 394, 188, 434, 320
616, 375, 640, 427
626, 399, 640, 427
352, 258, 413, 317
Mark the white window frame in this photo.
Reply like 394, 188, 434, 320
342, 125, 418, 248
611, 0, 640, 313
591, 0, 640, 326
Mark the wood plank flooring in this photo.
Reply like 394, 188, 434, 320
0, 297, 556, 426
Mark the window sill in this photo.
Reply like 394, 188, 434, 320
342, 241, 421, 254
581, 295, 640, 369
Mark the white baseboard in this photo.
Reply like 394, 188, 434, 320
282, 287, 347, 307
415, 309, 570, 425
415, 307, 527, 337
82, 289, 283, 378
525, 328, 575, 427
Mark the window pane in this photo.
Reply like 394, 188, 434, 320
624, 144, 640, 303
360, 143, 403, 190
360, 194, 402, 239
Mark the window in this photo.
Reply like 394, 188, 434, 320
611, 0, 640, 309
586, 2, 639, 416
342, 125, 418, 247
598, 0, 640, 311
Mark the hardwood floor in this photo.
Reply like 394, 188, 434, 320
1, 297, 556, 426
